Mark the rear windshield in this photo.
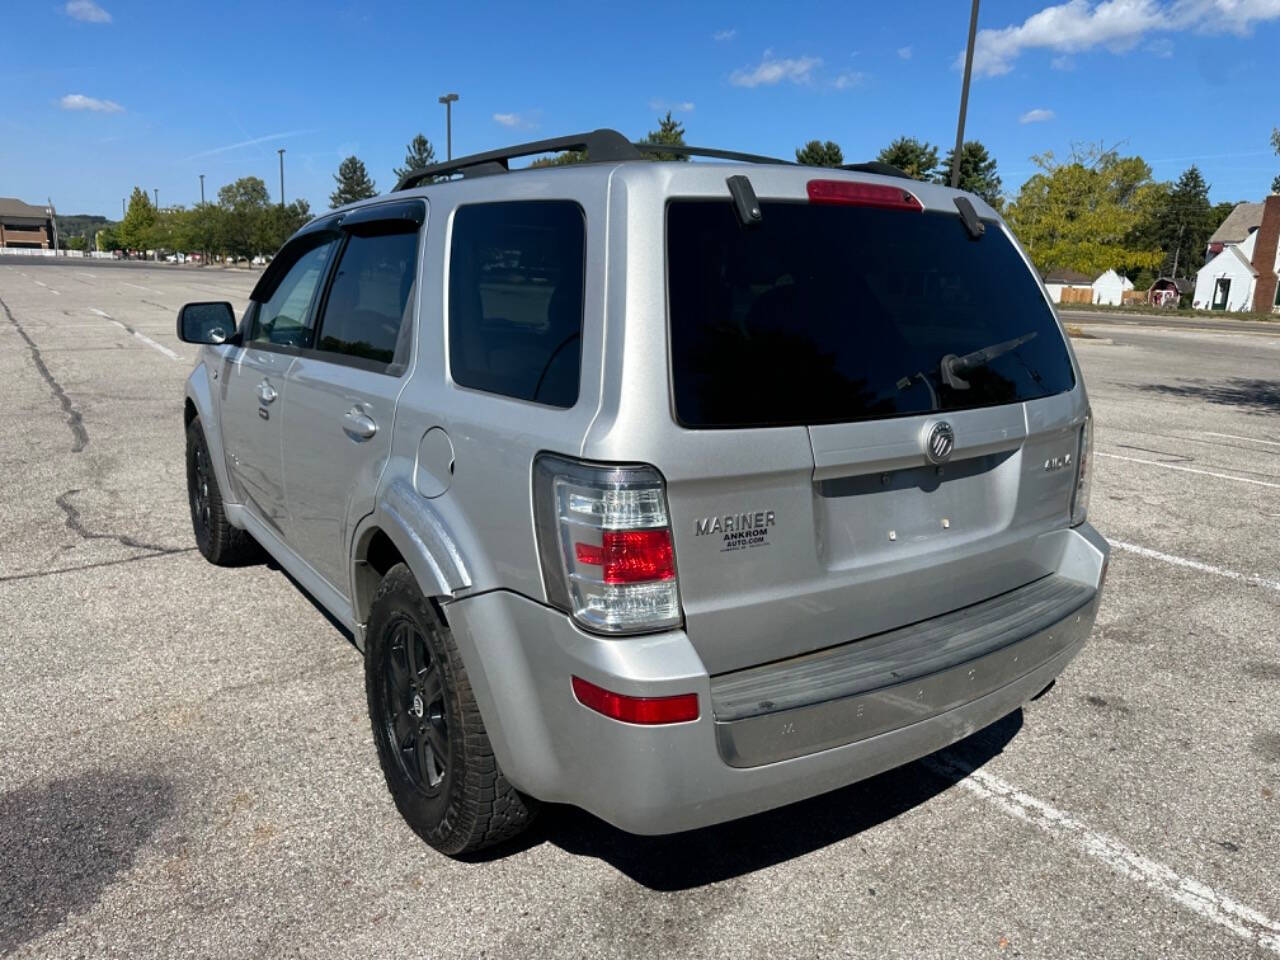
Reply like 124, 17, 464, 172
667, 200, 1075, 428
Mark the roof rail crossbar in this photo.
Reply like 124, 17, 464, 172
393, 128, 641, 190
632, 143, 793, 165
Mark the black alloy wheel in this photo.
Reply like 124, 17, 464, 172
382, 617, 450, 796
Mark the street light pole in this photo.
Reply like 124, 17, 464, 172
121, 197, 126, 218
278, 148, 286, 208
950, 0, 981, 189
47, 198, 59, 254
153, 188, 159, 209
199, 174, 205, 205
438, 92, 459, 160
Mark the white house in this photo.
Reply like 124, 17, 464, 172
1092, 269, 1134, 306
1042, 268, 1093, 304
1193, 197, 1280, 313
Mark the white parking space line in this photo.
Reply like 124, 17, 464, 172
32, 279, 61, 295
1098, 451, 1280, 490
927, 755, 1280, 954
121, 281, 155, 293
89, 307, 182, 361
1110, 540, 1280, 592
1202, 431, 1280, 448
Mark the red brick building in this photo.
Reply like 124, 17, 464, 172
0, 198, 54, 249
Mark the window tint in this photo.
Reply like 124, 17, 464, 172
448, 201, 585, 407
250, 239, 335, 347
316, 228, 419, 368
667, 201, 1076, 428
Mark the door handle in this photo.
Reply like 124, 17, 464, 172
257, 380, 278, 404
343, 409, 378, 441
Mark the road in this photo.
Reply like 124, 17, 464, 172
1, 261, 1278, 959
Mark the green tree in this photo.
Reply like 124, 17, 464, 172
528, 150, 587, 168
258, 199, 313, 253
118, 187, 157, 253
795, 140, 844, 167
938, 140, 1003, 208
66, 235, 87, 251
217, 176, 272, 258
393, 134, 438, 183
876, 137, 940, 181
1003, 144, 1165, 277
1271, 127, 1279, 194
1136, 165, 1215, 277
95, 226, 118, 252
643, 111, 688, 161
331, 155, 377, 208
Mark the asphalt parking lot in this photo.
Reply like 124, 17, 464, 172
2, 258, 1278, 959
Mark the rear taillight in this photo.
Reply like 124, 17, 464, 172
534, 454, 682, 634
1071, 413, 1093, 526
571, 676, 698, 724
807, 179, 923, 212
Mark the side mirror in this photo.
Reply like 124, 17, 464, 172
177, 301, 237, 345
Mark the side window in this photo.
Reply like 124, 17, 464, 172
448, 200, 585, 407
249, 239, 336, 347
314, 226, 420, 369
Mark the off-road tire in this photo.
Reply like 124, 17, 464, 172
365, 563, 537, 856
185, 418, 261, 566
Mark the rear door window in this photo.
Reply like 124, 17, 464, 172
448, 200, 585, 408
315, 226, 419, 371
666, 200, 1075, 428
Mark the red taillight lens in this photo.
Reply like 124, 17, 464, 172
571, 676, 699, 725
807, 179, 923, 212
574, 529, 675, 584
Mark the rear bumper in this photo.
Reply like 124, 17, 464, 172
444, 523, 1108, 835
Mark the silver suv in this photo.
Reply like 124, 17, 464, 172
177, 130, 1108, 856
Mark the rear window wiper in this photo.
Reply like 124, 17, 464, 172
941, 331, 1037, 389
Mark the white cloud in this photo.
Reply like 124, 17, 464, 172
65, 0, 111, 22
831, 71, 867, 90
1019, 107, 1057, 123
897, 45, 913, 59
1051, 54, 1076, 69
965, 0, 1280, 76
493, 113, 521, 127
648, 98, 695, 112
713, 28, 736, 41
730, 51, 822, 87
59, 93, 123, 112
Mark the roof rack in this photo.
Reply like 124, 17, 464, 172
394, 129, 640, 190
393, 129, 800, 190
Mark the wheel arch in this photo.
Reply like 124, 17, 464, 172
352, 478, 473, 627
184, 362, 239, 515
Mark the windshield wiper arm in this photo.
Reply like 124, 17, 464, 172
940, 331, 1037, 390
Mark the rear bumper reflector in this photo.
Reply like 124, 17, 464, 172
571, 676, 699, 725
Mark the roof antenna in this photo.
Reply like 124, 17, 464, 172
726, 175, 762, 228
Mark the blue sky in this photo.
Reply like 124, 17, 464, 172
4, 0, 1279, 217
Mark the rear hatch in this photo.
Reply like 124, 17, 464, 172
662, 181, 1084, 675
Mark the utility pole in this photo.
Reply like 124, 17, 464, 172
278, 148, 286, 208
199, 174, 205, 205
153, 188, 159, 209
47, 198, 59, 254
950, 0, 981, 189
438, 92, 459, 160
121, 197, 126, 218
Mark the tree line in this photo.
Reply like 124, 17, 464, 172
99, 118, 1278, 283
103, 182, 311, 260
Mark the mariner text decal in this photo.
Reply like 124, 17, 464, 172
694, 510, 776, 552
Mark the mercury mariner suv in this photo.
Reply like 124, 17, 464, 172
177, 130, 1108, 856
